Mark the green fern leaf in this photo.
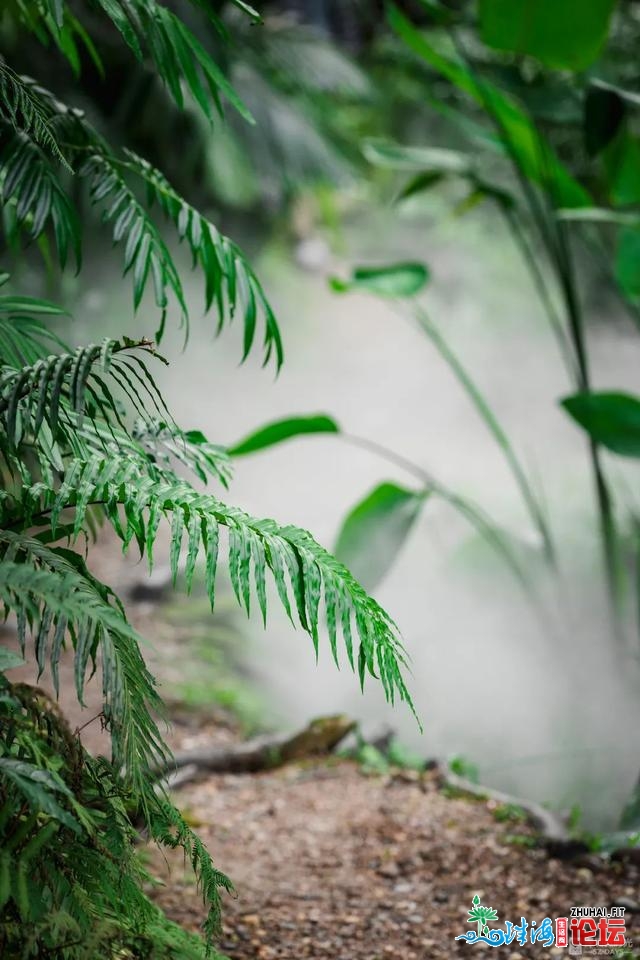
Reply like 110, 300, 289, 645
1, 134, 80, 267
0, 65, 71, 167
16, 458, 416, 720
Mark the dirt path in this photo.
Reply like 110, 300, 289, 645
149, 753, 640, 959
4, 532, 638, 957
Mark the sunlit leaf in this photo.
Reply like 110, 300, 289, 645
363, 139, 471, 174
556, 207, 640, 225
590, 79, 640, 109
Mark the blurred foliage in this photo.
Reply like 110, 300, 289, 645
0, 0, 381, 220
0, 2, 417, 957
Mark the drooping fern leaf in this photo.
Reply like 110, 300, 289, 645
0, 281, 68, 368
10, 0, 255, 124
1, 133, 80, 269
78, 151, 187, 318
0, 337, 163, 455
0, 680, 227, 957
117, 150, 283, 362
0, 536, 170, 788
0, 2, 418, 956
4, 458, 415, 720
0, 64, 70, 167
0, 82, 283, 366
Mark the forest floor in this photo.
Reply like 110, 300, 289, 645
144, 714, 640, 960
5, 533, 640, 960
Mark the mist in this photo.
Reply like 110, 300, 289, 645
75, 196, 640, 830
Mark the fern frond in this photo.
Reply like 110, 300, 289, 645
80, 148, 283, 364
11, 459, 416, 718
127, 150, 283, 364
0, 536, 170, 794
8, 0, 252, 127
0, 63, 70, 167
0, 285, 68, 368
91, 0, 253, 123
0, 69, 284, 364
78, 152, 186, 320
150, 798, 235, 942
131, 419, 233, 488
0, 681, 227, 957
0, 757, 82, 833
1, 133, 80, 268
0, 337, 163, 454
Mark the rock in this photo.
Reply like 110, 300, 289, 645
393, 882, 413, 894
610, 896, 640, 912
127, 564, 173, 601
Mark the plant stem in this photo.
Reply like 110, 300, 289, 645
449, 29, 623, 641
341, 432, 537, 601
411, 304, 557, 566
499, 204, 578, 381
553, 216, 623, 637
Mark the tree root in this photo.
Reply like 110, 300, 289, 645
156, 715, 356, 788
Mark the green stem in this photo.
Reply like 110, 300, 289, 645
411, 305, 556, 566
499, 204, 578, 380
341, 432, 540, 604
449, 29, 623, 642
553, 217, 623, 638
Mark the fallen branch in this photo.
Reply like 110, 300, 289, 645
157, 715, 356, 787
436, 768, 599, 859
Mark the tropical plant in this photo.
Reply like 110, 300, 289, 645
0, 3, 415, 957
1, 0, 373, 221
214, 0, 640, 823
336, 0, 640, 629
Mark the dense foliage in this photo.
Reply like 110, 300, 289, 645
200, 0, 640, 826
0, 3, 414, 957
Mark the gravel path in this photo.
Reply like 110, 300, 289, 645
148, 757, 640, 959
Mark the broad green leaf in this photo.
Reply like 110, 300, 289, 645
603, 130, 640, 207
479, 0, 616, 71
330, 263, 430, 298
335, 483, 427, 590
561, 391, 640, 456
228, 415, 340, 457
616, 227, 640, 302
388, 5, 590, 209
584, 84, 626, 157
362, 139, 471, 174
0, 644, 25, 671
